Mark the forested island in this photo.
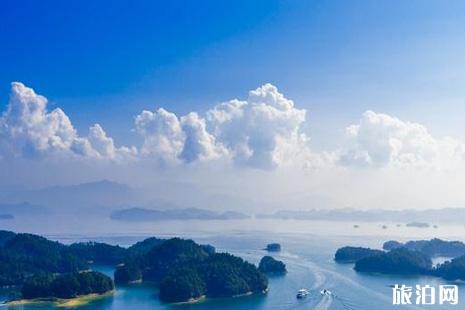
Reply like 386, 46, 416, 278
115, 238, 268, 302
334, 247, 383, 263
22, 272, 113, 299
336, 238, 465, 281
382, 238, 465, 258
265, 243, 281, 252
258, 256, 287, 274
0, 230, 268, 304
354, 248, 432, 274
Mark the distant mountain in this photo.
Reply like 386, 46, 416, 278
110, 207, 250, 221
1, 180, 135, 209
256, 208, 465, 223
0, 214, 13, 220
0, 202, 49, 216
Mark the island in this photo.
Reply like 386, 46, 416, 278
256, 208, 465, 224
1, 230, 266, 304
382, 238, 465, 258
0, 232, 89, 287
334, 246, 383, 263
406, 222, 430, 228
382, 240, 404, 251
265, 243, 281, 252
354, 248, 432, 275
0, 232, 115, 305
115, 238, 268, 302
110, 207, 250, 221
21, 271, 113, 299
338, 238, 465, 282
435, 256, 465, 280
258, 256, 287, 274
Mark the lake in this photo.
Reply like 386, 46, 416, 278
1, 219, 464, 309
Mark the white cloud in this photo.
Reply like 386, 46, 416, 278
134, 83, 321, 169
134, 108, 184, 161
87, 124, 137, 160
0, 82, 77, 158
340, 110, 465, 168
179, 112, 228, 162
206, 83, 311, 169
5, 82, 464, 173
0, 82, 134, 160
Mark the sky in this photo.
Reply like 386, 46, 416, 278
2, 0, 465, 211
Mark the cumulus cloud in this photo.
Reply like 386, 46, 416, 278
179, 112, 227, 162
0, 82, 77, 158
134, 108, 227, 163
135, 83, 320, 169
340, 110, 465, 168
134, 108, 184, 161
87, 124, 137, 159
206, 84, 309, 169
0, 82, 134, 160
7, 82, 463, 172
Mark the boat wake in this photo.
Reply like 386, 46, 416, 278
315, 294, 332, 310
228, 247, 425, 310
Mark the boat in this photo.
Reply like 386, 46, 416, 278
296, 288, 309, 299
320, 289, 332, 296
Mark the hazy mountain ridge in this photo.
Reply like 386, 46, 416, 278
257, 208, 465, 223
0, 202, 49, 216
3, 180, 465, 224
110, 207, 250, 221
0, 180, 136, 210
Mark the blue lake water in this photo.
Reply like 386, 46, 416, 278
1, 219, 465, 309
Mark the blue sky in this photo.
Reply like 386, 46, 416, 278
3, 1, 465, 210
2, 0, 465, 148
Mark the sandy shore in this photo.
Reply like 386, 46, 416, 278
4, 291, 114, 307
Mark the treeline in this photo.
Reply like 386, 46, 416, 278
0, 231, 88, 286
335, 238, 465, 281
22, 271, 113, 299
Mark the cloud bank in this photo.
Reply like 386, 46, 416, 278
1, 82, 464, 172
340, 110, 465, 169
0, 82, 136, 161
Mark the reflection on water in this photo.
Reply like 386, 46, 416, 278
1, 219, 465, 309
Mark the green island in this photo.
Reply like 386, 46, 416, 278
334, 246, 383, 263
258, 256, 287, 274
336, 238, 465, 281
382, 238, 465, 258
115, 238, 268, 302
265, 243, 281, 252
0, 230, 268, 305
354, 248, 432, 274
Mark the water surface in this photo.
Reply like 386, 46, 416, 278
1, 219, 464, 309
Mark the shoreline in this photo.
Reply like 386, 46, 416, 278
4, 291, 114, 307
170, 289, 268, 305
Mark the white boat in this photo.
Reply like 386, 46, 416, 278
320, 289, 332, 296
296, 288, 310, 299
